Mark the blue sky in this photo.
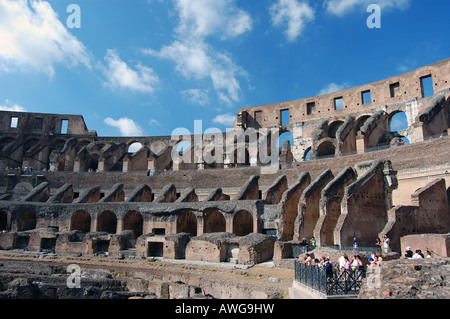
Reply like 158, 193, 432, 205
0, 0, 449, 138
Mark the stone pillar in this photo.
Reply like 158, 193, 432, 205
98, 159, 105, 172
356, 134, 366, 154
413, 122, 425, 143
73, 159, 81, 172
122, 159, 129, 172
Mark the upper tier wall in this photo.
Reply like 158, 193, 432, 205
235, 58, 450, 128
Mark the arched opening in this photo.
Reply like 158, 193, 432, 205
176, 211, 197, 236
355, 115, 371, 133
203, 209, 226, 233
123, 210, 143, 238
233, 210, 253, 236
97, 211, 117, 234
389, 111, 408, 132
303, 147, 311, 161
17, 210, 36, 231
128, 142, 143, 154
71, 210, 91, 233
86, 154, 99, 171
0, 209, 11, 231
327, 121, 344, 139
316, 140, 336, 157
278, 131, 294, 149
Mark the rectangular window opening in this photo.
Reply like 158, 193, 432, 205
152, 228, 166, 236
306, 102, 315, 115
361, 90, 372, 105
281, 109, 289, 126
34, 118, 43, 130
390, 82, 400, 98
334, 97, 344, 110
10, 116, 18, 128
420, 75, 434, 98
61, 119, 69, 134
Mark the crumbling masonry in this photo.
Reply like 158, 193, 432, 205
0, 58, 449, 264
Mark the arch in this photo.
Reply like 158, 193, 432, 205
232, 210, 253, 236
327, 121, 344, 139
17, 210, 36, 231
303, 147, 311, 161
278, 131, 294, 149
86, 153, 100, 171
203, 209, 226, 233
123, 210, 143, 238
127, 142, 143, 154
70, 210, 91, 233
355, 115, 371, 133
316, 140, 336, 157
176, 211, 197, 236
97, 210, 117, 234
0, 209, 11, 231
389, 111, 408, 132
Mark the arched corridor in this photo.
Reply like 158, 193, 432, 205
232, 210, 253, 236
97, 211, 117, 234
176, 211, 197, 236
203, 209, 226, 233
71, 210, 91, 233
123, 210, 143, 238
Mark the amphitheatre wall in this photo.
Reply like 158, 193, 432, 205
0, 59, 449, 264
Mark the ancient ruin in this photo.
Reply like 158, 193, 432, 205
0, 58, 449, 299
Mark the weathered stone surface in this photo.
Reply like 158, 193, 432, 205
358, 257, 450, 299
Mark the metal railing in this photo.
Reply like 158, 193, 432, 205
294, 261, 366, 296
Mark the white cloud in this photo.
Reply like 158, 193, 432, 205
148, 118, 161, 127
212, 113, 236, 126
181, 89, 210, 106
324, 0, 410, 16
144, 0, 251, 106
174, 0, 252, 39
396, 57, 417, 73
146, 41, 212, 80
270, 0, 315, 42
0, 0, 90, 77
104, 117, 144, 136
317, 82, 350, 95
103, 49, 159, 93
0, 99, 26, 112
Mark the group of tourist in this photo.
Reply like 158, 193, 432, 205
3, 166, 34, 174
300, 251, 384, 271
375, 234, 391, 253
302, 253, 334, 275
338, 253, 366, 271
404, 246, 432, 259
